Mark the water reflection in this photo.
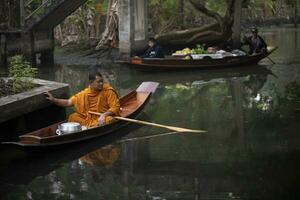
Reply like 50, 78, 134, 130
262, 28, 300, 63
0, 125, 139, 200
80, 144, 121, 168
0, 28, 300, 199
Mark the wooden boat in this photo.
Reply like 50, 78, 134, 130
128, 46, 278, 71
2, 82, 159, 148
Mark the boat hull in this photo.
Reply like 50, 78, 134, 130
129, 47, 278, 71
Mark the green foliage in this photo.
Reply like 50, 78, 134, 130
149, 0, 182, 32
150, 0, 178, 8
246, 0, 295, 18
206, 0, 228, 16
0, 0, 21, 28
86, 0, 109, 13
8, 55, 38, 93
148, 0, 295, 34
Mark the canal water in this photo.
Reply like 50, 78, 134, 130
0, 27, 300, 200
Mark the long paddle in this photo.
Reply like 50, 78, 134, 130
118, 131, 182, 143
266, 46, 278, 64
88, 111, 206, 133
267, 56, 275, 64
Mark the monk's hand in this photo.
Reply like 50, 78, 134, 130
44, 91, 54, 102
98, 114, 106, 126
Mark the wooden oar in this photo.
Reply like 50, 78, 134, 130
88, 111, 206, 133
266, 46, 278, 64
117, 131, 181, 143
267, 56, 276, 64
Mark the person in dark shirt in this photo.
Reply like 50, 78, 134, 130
140, 37, 164, 58
242, 27, 267, 55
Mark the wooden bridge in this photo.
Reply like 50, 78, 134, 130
0, 0, 148, 66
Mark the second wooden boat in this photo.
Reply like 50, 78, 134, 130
128, 46, 278, 71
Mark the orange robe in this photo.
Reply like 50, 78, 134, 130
68, 83, 120, 127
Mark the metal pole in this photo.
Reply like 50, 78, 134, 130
295, 0, 298, 28
232, 0, 242, 49
8, 1, 11, 27
144, 0, 148, 40
20, 0, 25, 28
0, 34, 7, 67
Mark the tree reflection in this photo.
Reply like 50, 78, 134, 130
273, 81, 300, 116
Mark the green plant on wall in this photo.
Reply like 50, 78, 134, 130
8, 55, 38, 93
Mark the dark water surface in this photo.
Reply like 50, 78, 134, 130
1, 27, 300, 200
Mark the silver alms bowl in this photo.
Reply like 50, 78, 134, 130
58, 122, 82, 134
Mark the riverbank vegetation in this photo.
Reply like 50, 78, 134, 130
0, 55, 38, 97
1, 0, 297, 52
50, 0, 298, 51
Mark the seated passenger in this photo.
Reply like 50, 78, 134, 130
207, 46, 219, 54
140, 37, 164, 58
242, 27, 267, 55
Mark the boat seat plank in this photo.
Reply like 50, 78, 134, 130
19, 135, 41, 143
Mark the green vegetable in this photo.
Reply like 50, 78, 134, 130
191, 44, 208, 54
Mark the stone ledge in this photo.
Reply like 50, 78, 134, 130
0, 78, 69, 123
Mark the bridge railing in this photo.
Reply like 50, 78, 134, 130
24, 0, 65, 23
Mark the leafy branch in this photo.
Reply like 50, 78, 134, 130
9, 55, 38, 93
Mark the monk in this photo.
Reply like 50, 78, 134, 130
44, 70, 120, 128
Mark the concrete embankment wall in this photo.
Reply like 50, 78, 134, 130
0, 78, 69, 141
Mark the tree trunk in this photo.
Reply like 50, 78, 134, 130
155, 0, 235, 47
95, 0, 119, 50
156, 23, 222, 46
295, 0, 298, 28
232, 0, 242, 48
55, 24, 63, 44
